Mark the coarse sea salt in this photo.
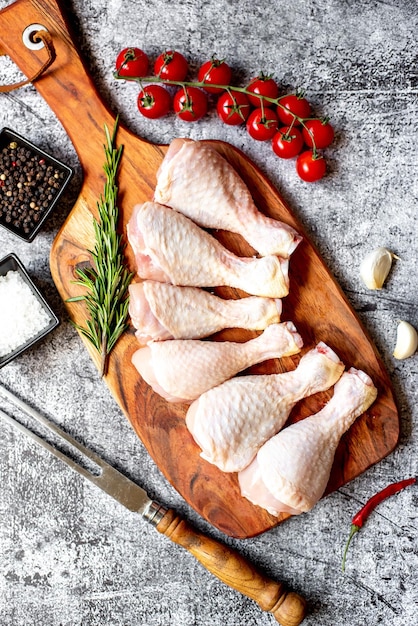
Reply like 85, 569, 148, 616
0, 269, 51, 358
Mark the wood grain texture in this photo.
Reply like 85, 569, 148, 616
0, 0, 399, 538
156, 508, 307, 626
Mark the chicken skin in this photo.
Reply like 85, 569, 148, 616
132, 322, 303, 403
128, 281, 282, 343
127, 201, 289, 298
154, 138, 301, 258
238, 368, 377, 516
186, 342, 345, 472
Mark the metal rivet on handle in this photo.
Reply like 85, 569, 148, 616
22, 24, 48, 50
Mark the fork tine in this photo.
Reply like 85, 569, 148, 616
0, 383, 152, 513
0, 383, 105, 468
0, 406, 95, 480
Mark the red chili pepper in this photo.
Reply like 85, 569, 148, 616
342, 477, 416, 571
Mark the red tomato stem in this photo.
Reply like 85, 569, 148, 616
115, 71, 309, 118
284, 115, 296, 138
114, 68, 334, 156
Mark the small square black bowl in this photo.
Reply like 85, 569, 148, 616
0, 127, 73, 242
0, 253, 59, 369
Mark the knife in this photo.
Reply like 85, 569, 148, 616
0, 383, 306, 626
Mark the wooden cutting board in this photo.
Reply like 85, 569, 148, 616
0, 0, 399, 538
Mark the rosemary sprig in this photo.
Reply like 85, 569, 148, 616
67, 118, 133, 377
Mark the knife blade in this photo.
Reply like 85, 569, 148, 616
0, 383, 306, 626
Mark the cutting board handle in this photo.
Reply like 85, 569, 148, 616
0, 28, 56, 92
0, 0, 145, 173
157, 509, 307, 626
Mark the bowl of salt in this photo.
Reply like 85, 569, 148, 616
0, 253, 59, 368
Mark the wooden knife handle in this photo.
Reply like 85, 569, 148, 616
156, 509, 307, 626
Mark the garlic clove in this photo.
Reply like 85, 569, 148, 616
359, 247, 397, 290
393, 320, 418, 360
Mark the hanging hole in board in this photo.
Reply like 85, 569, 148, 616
22, 24, 48, 50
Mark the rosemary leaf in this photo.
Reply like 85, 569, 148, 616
68, 118, 133, 376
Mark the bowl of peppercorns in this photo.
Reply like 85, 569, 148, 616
0, 128, 73, 242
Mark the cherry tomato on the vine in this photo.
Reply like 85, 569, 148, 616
198, 57, 232, 94
296, 150, 326, 182
154, 50, 188, 81
246, 74, 279, 107
137, 85, 171, 119
173, 86, 208, 121
302, 119, 335, 149
277, 94, 311, 126
116, 47, 149, 78
246, 108, 278, 141
272, 126, 304, 159
217, 91, 251, 125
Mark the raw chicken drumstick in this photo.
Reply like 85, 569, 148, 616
186, 342, 345, 473
132, 322, 303, 404
127, 202, 290, 298
129, 281, 282, 343
154, 138, 302, 258
238, 368, 377, 516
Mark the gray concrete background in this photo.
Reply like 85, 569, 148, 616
0, 0, 417, 624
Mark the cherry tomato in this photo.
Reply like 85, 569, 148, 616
217, 91, 251, 125
137, 85, 171, 119
277, 94, 311, 126
197, 57, 232, 94
302, 119, 335, 149
115, 47, 149, 78
246, 74, 279, 107
173, 86, 208, 121
272, 126, 304, 159
246, 108, 278, 141
296, 150, 327, 182
154, 50, 188, 81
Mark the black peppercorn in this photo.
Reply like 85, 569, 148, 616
0, 135, 68, 239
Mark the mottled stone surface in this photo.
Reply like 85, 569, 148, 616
0, 0, 417, 625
